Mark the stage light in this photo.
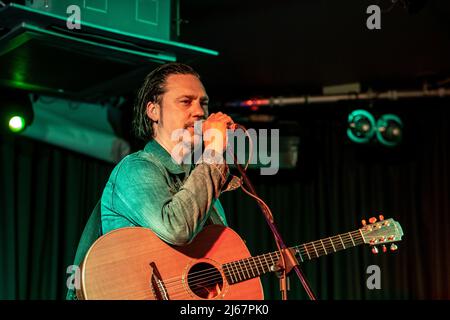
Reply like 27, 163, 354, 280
347, 109, 376, 144
0, 89, 34, 134
8, 115, 26, 132
376, 114, 403, 147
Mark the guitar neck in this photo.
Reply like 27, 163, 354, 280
222, 229, 364, 285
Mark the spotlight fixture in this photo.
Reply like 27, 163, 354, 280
0, 89, 34, 134
376, 114, 403, 147
347, 109, 376, 144
8, 115, 26, 132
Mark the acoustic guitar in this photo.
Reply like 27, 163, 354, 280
77, 218, 403, 300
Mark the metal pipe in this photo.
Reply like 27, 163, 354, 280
225, 88, 450, 108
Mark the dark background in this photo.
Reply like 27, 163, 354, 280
179, 0, 450, 100
1, 0, 449, 299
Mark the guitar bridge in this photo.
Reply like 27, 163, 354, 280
149, 262, 169, 300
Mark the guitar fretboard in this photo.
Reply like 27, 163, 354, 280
222, 230, 364, 284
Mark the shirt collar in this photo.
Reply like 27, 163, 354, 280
144, 139, 191, 175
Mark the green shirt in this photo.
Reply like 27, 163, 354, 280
101, 139, 229, 245
66, 139, 228, 299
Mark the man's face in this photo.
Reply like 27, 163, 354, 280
154, 74, 208, 150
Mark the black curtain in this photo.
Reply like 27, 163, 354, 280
1, 99, 449, 300
0, 136, 113, 299
221, 98, 450, 300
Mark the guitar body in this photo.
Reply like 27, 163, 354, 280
78, 225, 264, 300
77, 217, 403, 300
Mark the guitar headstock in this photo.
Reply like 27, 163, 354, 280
360, 216, 404, 254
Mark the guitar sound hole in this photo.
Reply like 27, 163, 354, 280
187, 262, 223, 299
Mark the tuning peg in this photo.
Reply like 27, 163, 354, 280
382, 245, 387, 253
390, 244, 398, 251
361, 219, 367, 226
371, 246, 379, 254
379, 214, 384, 221
369, 217, 377, 224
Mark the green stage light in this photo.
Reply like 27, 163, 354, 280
376, 114, 403, 147
347, 109, 376, 144
1, 89, 34, 134
8, 115, 26, 133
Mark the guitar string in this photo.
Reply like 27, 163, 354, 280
161, 232, 365, 286
210, 222, 392, 281
166, 238, 366, 296
166, 257, 275, 299
167, 237, 371, 299
161, 236, 367, 295
162, 221, 386, 286
167, 238, 370, 299
162, 233, 365, 289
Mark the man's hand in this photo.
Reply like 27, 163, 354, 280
202, 112, 234, 156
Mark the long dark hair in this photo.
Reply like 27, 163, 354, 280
132, 63, 200, 141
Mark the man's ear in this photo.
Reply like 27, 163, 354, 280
146, 102, 159, 122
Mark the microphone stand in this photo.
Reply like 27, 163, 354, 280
233, 156, 317, 300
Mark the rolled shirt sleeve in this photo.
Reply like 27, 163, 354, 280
101, 154, 228, 246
